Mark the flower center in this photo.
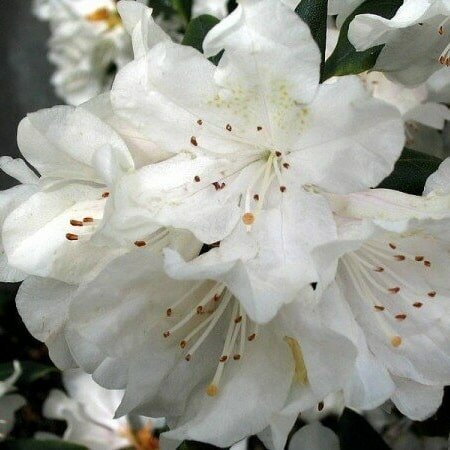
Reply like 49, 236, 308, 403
120, 425, 159, 450
341, 238, 437, 349
85, 7, 122, 30
241, 150, 289, 228
162, 282, 258, 397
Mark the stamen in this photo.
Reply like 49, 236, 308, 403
102, 192, 110, 198
70, 219, 83, 227
66, 233, 79, 241
391, 336, 402, 347
134, 241, 146, 247
83, 217, 94, 223
242, 213, 255, 225
191, 136, 198, 146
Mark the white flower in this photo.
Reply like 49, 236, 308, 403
0, 362, 25, 441
34, 0, 133, 105
0, 104, 137, 285
41, 370, 162, 450
348, 0, 450, 86
110, 0, 404, 322
67, 244, 364, 448
320, 158, 450, 421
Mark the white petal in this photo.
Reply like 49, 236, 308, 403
289, 423, 339, 450
0, 157, 39, 185
391, 377, 443, 420
117, 0, 171, 58
291, 76, 404, 193
16, 277, 77, 369
424, 158, 450, 195
165, 324, 294, 448
3, 183, 125, 283
17, 105, 132, 183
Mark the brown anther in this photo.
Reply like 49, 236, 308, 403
428, 291, 437, 298
134, 241, 146, 247
233, 354, 241, 360
102, 192, 110, 198
166, 308, 172, 317
210, 241, 221, 248
394, 255, 406, 261
248, 333, 256, 341
374, 267, 384, 272
413, 302, 423, 308
226, 124, 232, 132
242, 212, 255, 225
234, 316, 242, 324
206, 384, 218, 397
196, 305, 204, 314
391, 336, 402, 347
197, 119, 203, 125
70, 219, 83, 227
66, 233, 79, 241
283, 163, 290, 169
212, 181, 225, 191
318, 401, 324, 411
439, 26, 444, 35
257, 126, 263, 131
213, 294, 220, 302
389, 287, 401, 294
253, 194, 260, 201
219, 355, 228, 362
180, 340, 187, 349
83, 217, 94, 223
424, 260, 431, 267
185, 354, 191, 362
389, 243, 397, 250
190, 136, 198, 146
280, 186, 287, 193
374, 305, 385, 311
163, 331, 171, 338
275, 151, 282, 157
395, 314, 407, 321
415, 256, 424, 261
194, 175, 201, 182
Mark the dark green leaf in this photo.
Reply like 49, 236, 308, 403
338, 408, 392, 450
378, 148, 443, 195
147, 0, 174, 17
171, 0, 193, 24
0, 440, 88, 450
295, 0, 328, 76
323, 0, 403, 80
182, 15, 220, 53
0, 361, 58, 385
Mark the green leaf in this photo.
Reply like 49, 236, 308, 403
0, 361, 58, 385
295, 0, 328, 76
323, 0, 403, 80
171, 0, 193, 24
378, 148, 443, 195
338, 408, 392, 450
1, 440, 88, 450
182, 15, 220, 53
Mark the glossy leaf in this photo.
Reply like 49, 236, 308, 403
378, 148, 443, 195
338, 408, 392, 450
182, 15, 220, 53
295, 0, 328, 75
